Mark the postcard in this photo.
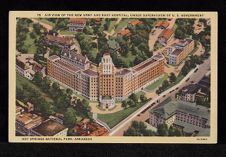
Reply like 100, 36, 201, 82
9, 11, 217, 143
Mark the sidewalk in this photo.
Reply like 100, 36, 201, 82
109, 65, 198, 135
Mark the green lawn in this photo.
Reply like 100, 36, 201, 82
23, 33, 37, 54
162, 73, 184, 92
115, 19, 133, 33
98, 102, 145, 128
108, 20, 117, 32
16, 73, 53, 103
135, 91, 145, 98
59, 30, 76, 36
146, 74, 168, 91
153, 41, 164, 51
98, 91, 146, 128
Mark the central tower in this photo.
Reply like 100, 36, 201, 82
98, 53, 116, 109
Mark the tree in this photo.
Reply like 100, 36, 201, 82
85, 26, 94, 35
33, 23, 43, 35
127, 99, 136, 108
173, 128, 183, 136
21, 84, 41, 103
95, 53, 102, 64
134, 55, 144, 65
55, 93, 71, 109
168, 126, 175, 136
181, 64, 189, 76
54, 18, 69, 31
169, 72, 177, 83
66, 88, 73, 97
123, 121, 155, 136
34, 35, 48, 63
64, 107, 77, 127
49, 45, 61, 56
157, 123, 168, 136
123, 127, 137, 136
16, 87, 25, 100
140, 94, 147, 102
75, 99, 91, 118
129, 93, 138, 103
175, 29, 186, 39
199, 18, 207, 26
156, 89, 161, 95
121, 100, 128, 108
131, 34, 143, 46
162, 80, 170, 89
143, 129, 156, 136
16, 18, 30, 53
168, 126, 183, 136
30, 32, 36, 39
82, 99, 89, 107
32, 72, 42, 86
36, 98, 54, 117
50, 82, 61, 98
41, 76, 51, 92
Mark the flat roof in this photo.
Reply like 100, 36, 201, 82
134, 59, 156, 72
83, 69, 98, 76
16, 113, 42, 129
151, 100, 210, 120
174, 120, 209, 135
171, 48, 183, 56
56, 60, 80, 72
116, 69, 131, 76
181, 84, 200, 94
32, 119, 66, 136
159, 29, 174, 40
48, 55, 60, 61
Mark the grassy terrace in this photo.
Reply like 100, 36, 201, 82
98, 102, 145, 129
145, 74, 168, 91
97, 91, 145, 128
16, 73, 53, 103
162, 73, 184, 93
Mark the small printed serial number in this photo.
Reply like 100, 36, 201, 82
196, 138, 208, 140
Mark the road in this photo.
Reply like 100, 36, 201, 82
110, 57, 210, 136
30, 18, 53, 31
103, 18, 122, 39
